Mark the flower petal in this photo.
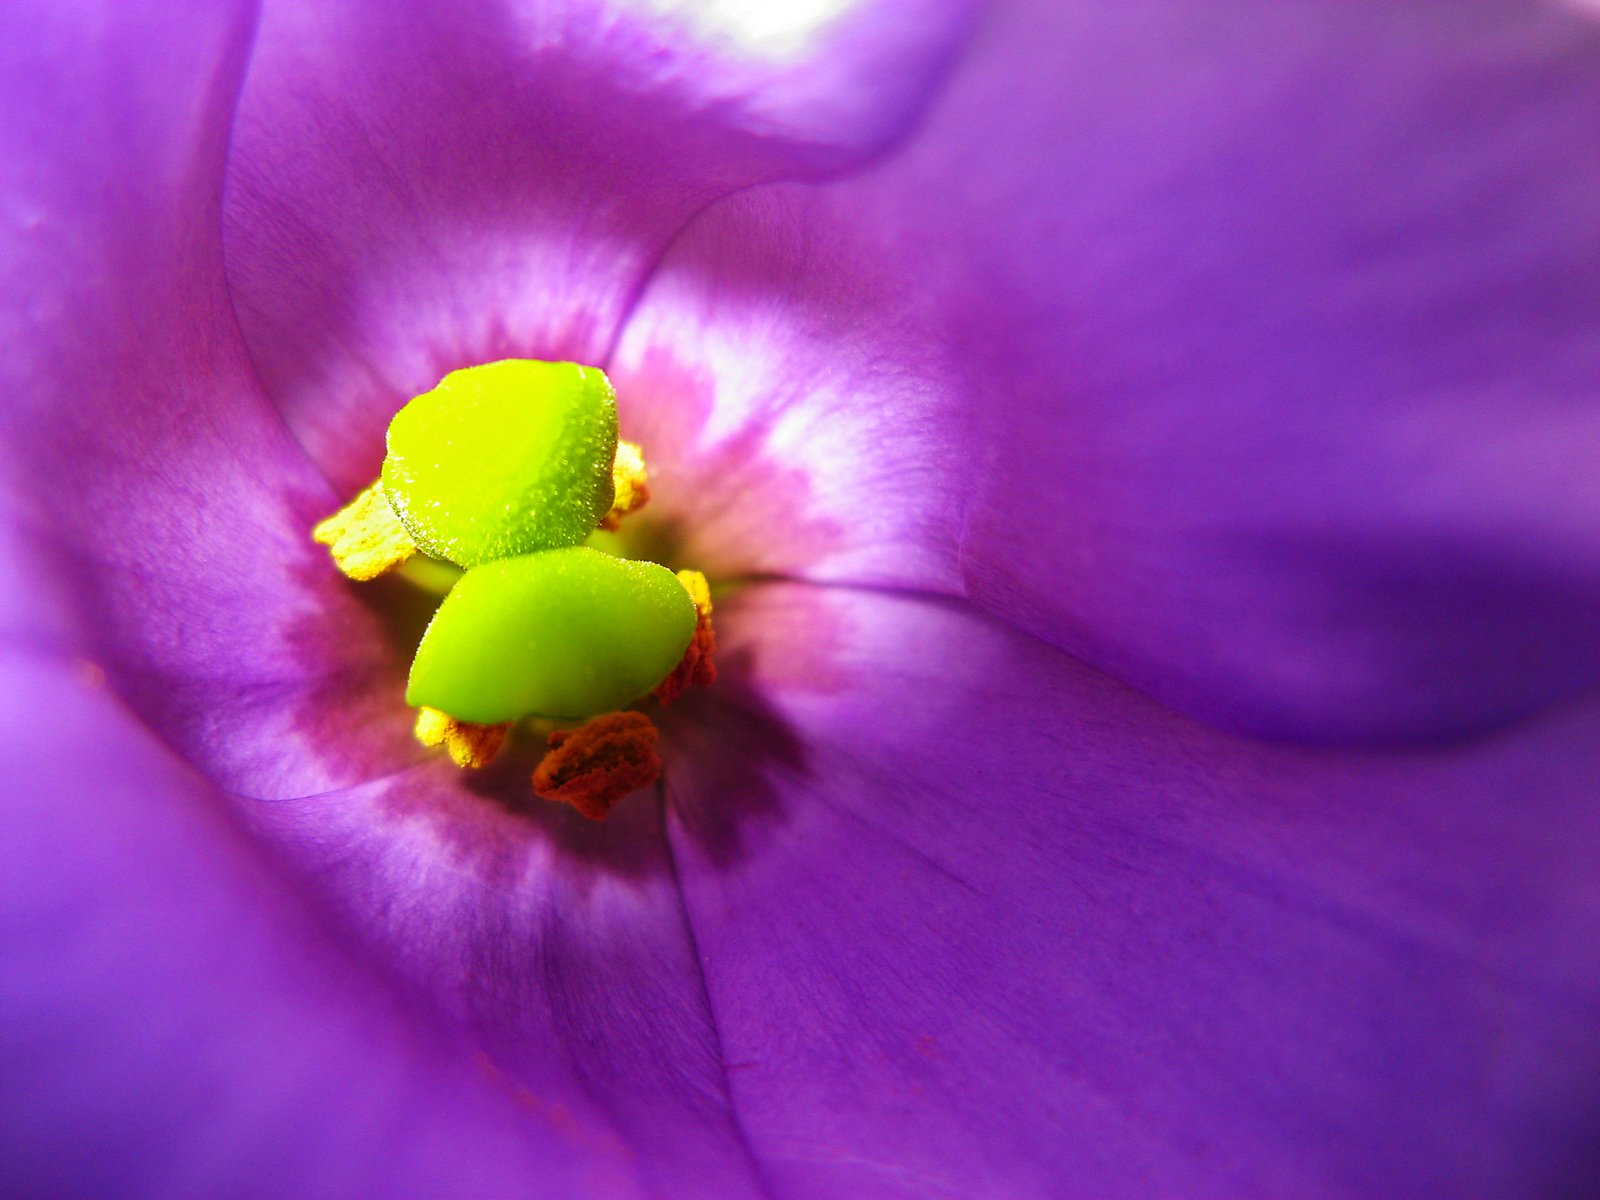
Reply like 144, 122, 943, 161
222, 0, 975, 492
607, 185, 969, 590
245, 754, 771, 1196
942, 2, 1600, 741
619, 1, 1600, 742
601, 0, 977, 151
0, 650, 636, 1196
658, 583, 1600, 1197
0, 0, 416, 797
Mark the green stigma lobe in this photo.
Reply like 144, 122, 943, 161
406, 546, 696, 723
380, 359, 617, 568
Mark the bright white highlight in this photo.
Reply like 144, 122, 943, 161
636, 0, 855, 57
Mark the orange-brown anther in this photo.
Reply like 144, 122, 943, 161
599, 440, 650, 531
532, 711, 662, 821
653, 569, 717, 704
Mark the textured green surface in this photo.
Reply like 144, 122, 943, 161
381, 359, 617, 567
407, 547, 696, 723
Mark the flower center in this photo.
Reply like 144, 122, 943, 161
312, 359, 716, 819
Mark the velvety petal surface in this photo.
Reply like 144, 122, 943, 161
0, 0, 424, 798
607, 185, 968, 590
944, 1, 1600, 741
618, 0, 1600, 742
245, 752, 770, 1197
221, 0, 974, 494
658, 582, 1600, 1199
0, 649, 636, 1199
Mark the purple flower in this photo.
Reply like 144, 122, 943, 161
3, 0, 1598, 1195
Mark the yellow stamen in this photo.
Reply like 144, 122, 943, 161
312, 481, 416, 581
532, 711, 661, 821
653, 569, 717, 703
414, 706, 509, 768
677, 567, 712, 615
599, 440, 650, 530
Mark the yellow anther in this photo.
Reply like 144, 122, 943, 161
676, 568, 712, 617
312, 481, 416, 581
653, 569, 717, 704
600, 440, 650, 530
414, 706, 509, 769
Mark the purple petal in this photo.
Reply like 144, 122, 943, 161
222, 0, 974, 493
0, 0, 416, 797
0, 651, 634, 1196
246, 754, 769, 1195
619, 1, 1600, 742
607, 185, 968, 590
659, 583, 1600, 1198
944, 2, 1600, 740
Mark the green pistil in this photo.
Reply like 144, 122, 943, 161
382, 358, 617, 567
310, 358, 715, 801
406, 546, 695, 724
